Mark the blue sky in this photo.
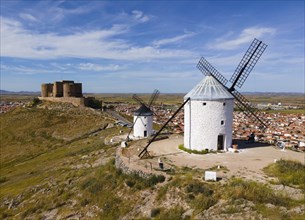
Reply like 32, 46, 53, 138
1, 0, 304, 93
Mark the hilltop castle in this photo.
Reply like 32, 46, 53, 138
39, 80, 90, 106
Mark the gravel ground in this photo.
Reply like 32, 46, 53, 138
147, 134, 304, 182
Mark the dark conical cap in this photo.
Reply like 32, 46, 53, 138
134, 104, 153, 116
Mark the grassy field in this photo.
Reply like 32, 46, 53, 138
1, 103, 112, 167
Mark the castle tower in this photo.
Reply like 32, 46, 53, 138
184, 76, 234, 151
53, 81, 63, 97
62, 80, 74, 97
41, 83, 53, 97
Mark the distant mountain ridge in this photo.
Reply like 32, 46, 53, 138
0, 90, 40, 95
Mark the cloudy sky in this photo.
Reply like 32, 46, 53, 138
1, 1, 304, 93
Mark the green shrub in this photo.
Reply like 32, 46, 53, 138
156, 185, 168, 201
0, 176, 8, 184
184, 180, 217, 213
178, 144, 209, 155
147, 175, 166, 187
80, 198, 90, 207
264, 159, 305, 189
191, 194, 217, 213
185, 182, 213, 196
125, 180, 135, 188
155, 206, 185, 220
224, 178, 292, 207
31, 97, 41, 106
151, 207, 161, 217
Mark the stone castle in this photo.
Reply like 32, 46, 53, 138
39, 80, 89, 106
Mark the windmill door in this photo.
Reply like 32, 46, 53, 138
144, 130, 147, 137
217, 135, 224, 150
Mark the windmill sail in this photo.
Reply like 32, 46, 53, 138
148, 89, 160, 107
132, 94, 147, 106
230, 90, 268, 129
196, 39, 268, 131
197, 57, 228, 86
230, 38, 267, 89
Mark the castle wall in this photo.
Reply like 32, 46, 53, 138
74, 83, 82, 97
38, 97, 86, 107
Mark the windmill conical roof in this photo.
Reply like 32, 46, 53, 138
184, 75, 234, 100
134, 104, 153, 116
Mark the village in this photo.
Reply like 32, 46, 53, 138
113, 102, 305, 150
0, 101, 27, 114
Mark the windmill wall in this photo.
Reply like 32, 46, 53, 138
133, 115, 153, 138
184, 99, 234, 151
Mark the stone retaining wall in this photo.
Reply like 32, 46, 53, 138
115, 148, 160, 179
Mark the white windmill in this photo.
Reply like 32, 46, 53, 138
184, 76, 234, 151
127, 90, 159, 140
184, 39, 268, 151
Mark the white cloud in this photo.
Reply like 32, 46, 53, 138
209, 26, 276, 50
153, 32, 195, 47
78, 63, 121, 71
0, 64, 61, 75
0, 17, 195, 60
48, 3, 93, 22
132, 10, 150, 23
19, 13, 38, 22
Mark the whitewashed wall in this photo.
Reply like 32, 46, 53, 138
133, 115, 153, 138
184, 99, 234, 151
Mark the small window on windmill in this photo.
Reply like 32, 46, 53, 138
203, 102, 207, 106
144, 124, 147, 127
221, 120, 224, 125
223, 102, 226, 106
144, 116, 146, 119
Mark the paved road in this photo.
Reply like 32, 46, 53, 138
105, 109, 133, 126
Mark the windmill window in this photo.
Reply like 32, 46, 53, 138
144, 116, 146, 119
203, 102, 206, 106
223, 103, 226, 106
221, 120, 224, 125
